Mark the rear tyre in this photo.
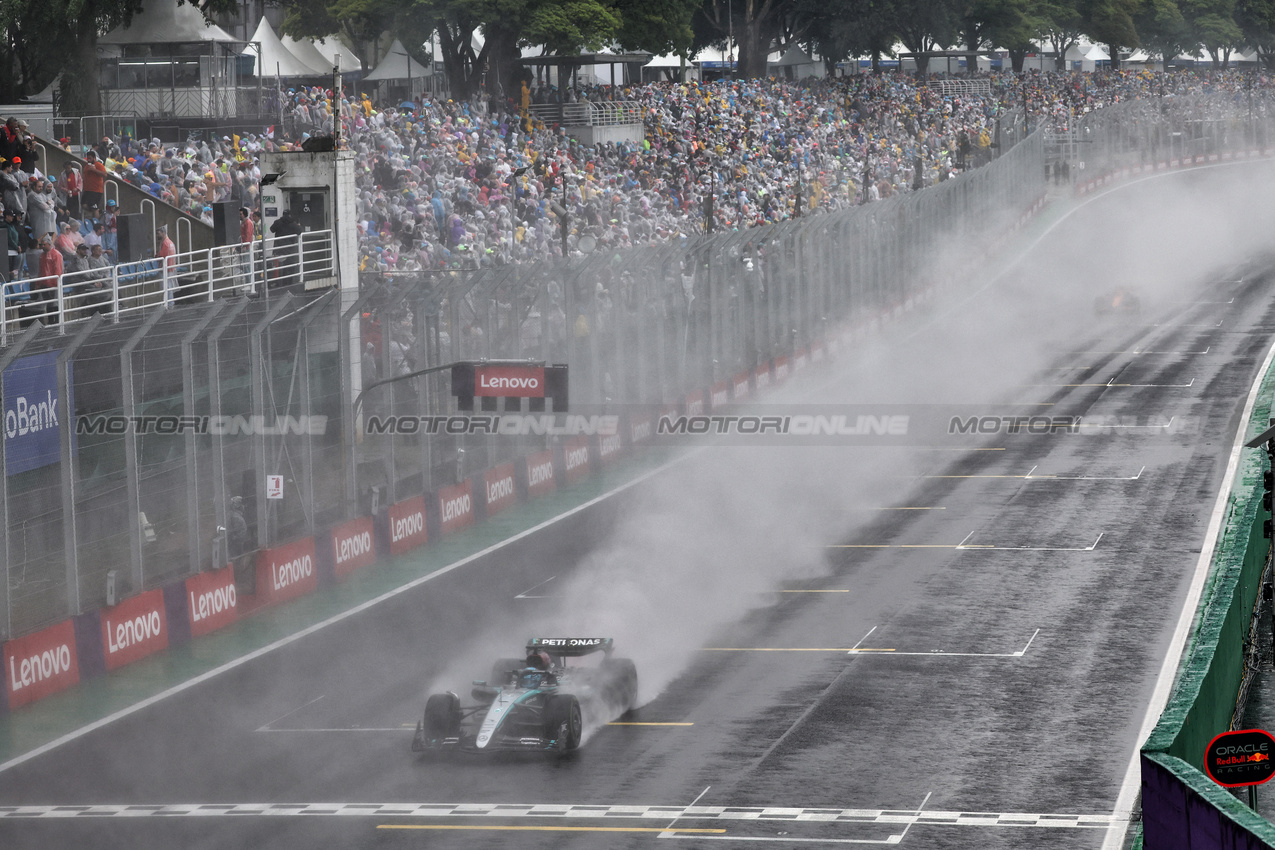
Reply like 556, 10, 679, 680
423, 692, 461, 742
544, 694, 582, 751
489, 657, 525, 688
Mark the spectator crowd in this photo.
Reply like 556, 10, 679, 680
1, 67, 1271, 287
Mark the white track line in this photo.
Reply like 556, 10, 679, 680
1101, 331, 1275, 850
514, 575, 557, 599
256, 694, 325, 732
0, 801, 1117, 828
0, 456, 686, 777
662, 785, 713, 834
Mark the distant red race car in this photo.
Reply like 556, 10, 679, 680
1094, 289, 1141, 315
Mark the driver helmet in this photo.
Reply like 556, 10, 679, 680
525, 650, 552, 671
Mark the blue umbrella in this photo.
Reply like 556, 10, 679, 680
399, 101, 417, 109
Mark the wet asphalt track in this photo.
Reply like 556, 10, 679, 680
2, 166, 1275, 849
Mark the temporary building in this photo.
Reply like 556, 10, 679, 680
246, 18, 325, 77
313, 36, 363, 73
282, 34, 337, 75
363, 40, 423, 81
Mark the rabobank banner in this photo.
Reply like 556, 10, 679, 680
4, 351, 68, 475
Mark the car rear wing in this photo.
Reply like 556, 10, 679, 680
526, 637, 613, 657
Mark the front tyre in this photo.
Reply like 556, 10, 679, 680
544, 694, 582, 751
423, 692, 461, 742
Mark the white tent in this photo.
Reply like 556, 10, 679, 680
246, 18, 325, 77
282, 34, 336, 75
100, 0, 237, 44
313, 36, 362, 73
363, 40, 423, 82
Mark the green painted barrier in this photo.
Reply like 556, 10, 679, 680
1140, 355, 1275, 848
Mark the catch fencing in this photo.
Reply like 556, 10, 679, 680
0, 115, 1051, 641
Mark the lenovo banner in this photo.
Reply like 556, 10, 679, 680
4, 350, 69, 476
100, 588, 169, 671
733, 371, 751, 401
755, 362, 772, 391
252, 537, 318, 608
794, 349, 809, 371
685, 390, 705, 417
185, 565, 238, 637
526, 450, 556, 497
563, 435, 591, 484
628, 414, 653, 446
331, 516, 376, 579
775, 355, 790, 381
710, 381, 729, 410
598, 432, 622, 464
388, 495, 428, 555
4, 618, 79, 710
474, 365, 546, 397
484, 464, 518, 517
438, 480, 475, 534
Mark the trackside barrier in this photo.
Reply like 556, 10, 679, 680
184, 565, 238, 637
483, 464, 518, 518
331, 517, 376, 580
242, 536, 318, 615
99, 588, 168, 672
1138, 360, 1275, 847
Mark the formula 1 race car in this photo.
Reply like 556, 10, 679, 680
411, 637, 638, 755
1094, 289, 1142, 315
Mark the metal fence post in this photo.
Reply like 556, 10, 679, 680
59, 314, 102, 614
251, 294, 295, 550
120, 309, 164, 593
182, 302, 227, 573
207, 299, 251, 571
339, 285, 380, 519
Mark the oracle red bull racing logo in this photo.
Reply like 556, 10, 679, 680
1204, 729, 1275, 787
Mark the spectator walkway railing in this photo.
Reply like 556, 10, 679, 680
927, 79, 993, 97
0, 229, 335, 345
527, 101, 643, 127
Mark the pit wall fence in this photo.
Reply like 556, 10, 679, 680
0, 114, 1048, 655
0, 134, 1053, 713
1137, 358, 1275, 847
1060, 93, 1275, 195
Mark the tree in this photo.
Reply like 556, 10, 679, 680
1038, 0, 1085, 69
890, 0, 959, 75
613, 0, 698, 57
795, 0, 896, 73
1135, 0, 1196, 62
1078, 0, 1139, 67
697, 0, 797, 78
1237, 0, 1275, 66
958, 0, 1027, 75
1180, 0, 1243, 65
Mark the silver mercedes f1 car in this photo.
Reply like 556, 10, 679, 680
411, 637, 638, 755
